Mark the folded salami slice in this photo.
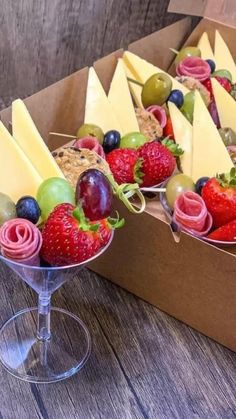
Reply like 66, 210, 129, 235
176, 57, 211, 82
74, 137, 105, 158
173, 191, 212, 237
0, 219, 42, 266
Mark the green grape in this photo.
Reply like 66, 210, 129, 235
0, 192, 16, 226
120, 132, 148, 149
141, 73, 172, 107
212, 69, 232, 82
76, 124, 104, 144
37, 178, 75, 221
166, 174, 195, 209
175, 47, 201, 66
180, 91, 195, 124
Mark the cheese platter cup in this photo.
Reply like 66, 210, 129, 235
0, 0, 236, 357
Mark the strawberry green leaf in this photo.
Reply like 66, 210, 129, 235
161, 138, 184, 157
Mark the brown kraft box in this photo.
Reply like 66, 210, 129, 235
0, 9, 235, 351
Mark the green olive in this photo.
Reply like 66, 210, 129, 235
218, 127, 236, 146
180, 91, 195, 124
76, 123, 104, 144
0, 193, 17, 226
141, 73, 172, 108
175, 47, 201, 66
166, 174, 195, 209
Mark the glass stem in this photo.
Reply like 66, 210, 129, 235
37, 293, 51, 341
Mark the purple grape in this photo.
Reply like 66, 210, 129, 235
76, 169, 113, 221
208, 101, 220, 129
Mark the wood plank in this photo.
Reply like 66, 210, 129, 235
0, 0, 196, 109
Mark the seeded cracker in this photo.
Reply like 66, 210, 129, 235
135, 108, 163, 141
52, 147, 111, 187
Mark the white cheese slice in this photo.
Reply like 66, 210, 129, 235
214, 30, 236, 83
211, 77, 236, 133
12, 99, 64, 181
192, 91, 233, 182
168, 102, 193, 177
0, 122, 42, 202
85, 67, 123, 135
108, 59, 140, 134
197, 32, 214, 61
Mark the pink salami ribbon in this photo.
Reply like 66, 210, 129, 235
176, 57, 211, 82
146, 105, 167, 128
173, 191, 212, 237
74, 136, 105, 158
0, 219, 42, 266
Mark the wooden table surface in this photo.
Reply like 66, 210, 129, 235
0, 263, 236, 419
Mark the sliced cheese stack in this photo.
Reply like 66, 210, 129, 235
122, 51, 189, 107
84, 67, 122, 135
0, 122, 42, 201
12, 99, 64, 180
214, 30, 236, 83
168, 102, 193, 178
197, 32, 214, 61
211, 78, 236, 133
108, 59, 139, 134
192, 91, 233, 182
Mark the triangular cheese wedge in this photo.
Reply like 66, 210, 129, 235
0, 122, 42, 202
121, 59, 143, 108
12, 99, 64, 181
85, 67, 123, 135
122, 51, 189, 107
197, 32, 214, 61
168, 102, 193, 177
108, 59, 139, 134
192, 91, 233, 182
211, 78, 236, 133
214, 30, 236, 83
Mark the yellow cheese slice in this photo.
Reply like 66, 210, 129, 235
214, 30, 236, 83
108, 59, 139, 134
121, 58, 143, 107
211, 78, 236, 133
197, 32, 214, 61
122, 51, 189, 103
12, 99, 64, 181
0, 122, 42, 202
192, 91, 233, 182
168, 102, 193, 177
85, 67, 123, 135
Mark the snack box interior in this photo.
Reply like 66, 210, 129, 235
0, 16, 236, 352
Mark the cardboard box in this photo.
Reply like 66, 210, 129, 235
1, 8, 236, 351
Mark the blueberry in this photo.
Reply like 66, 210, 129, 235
16, 196, 41, 224
103, 130, 121, 154
195, 177, 210, 195
206, 59, 216, 73
168, 89, 184, 108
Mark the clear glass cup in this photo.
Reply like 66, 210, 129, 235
0, 231, 113, 383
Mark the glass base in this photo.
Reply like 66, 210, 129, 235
0, 307, 91, 383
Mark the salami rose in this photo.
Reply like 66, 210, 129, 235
0, 219, 42, 265
74, 137, 105, 158
176, 57, 211, 82
173, 191, 212, 237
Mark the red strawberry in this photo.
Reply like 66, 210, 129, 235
138, 141, 176, 187
106, 148, 141, 185
202, 77, 231, 100
207, 219, 236, 241
41, 203, 111, 266
201, 171, 236, 228
163, 117, 175, 139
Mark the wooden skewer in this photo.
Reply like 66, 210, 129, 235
49, 132, 76, 139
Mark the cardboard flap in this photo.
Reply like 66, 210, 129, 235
168, 0, 236, 28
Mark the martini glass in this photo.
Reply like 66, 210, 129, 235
0, 231, 113, 383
